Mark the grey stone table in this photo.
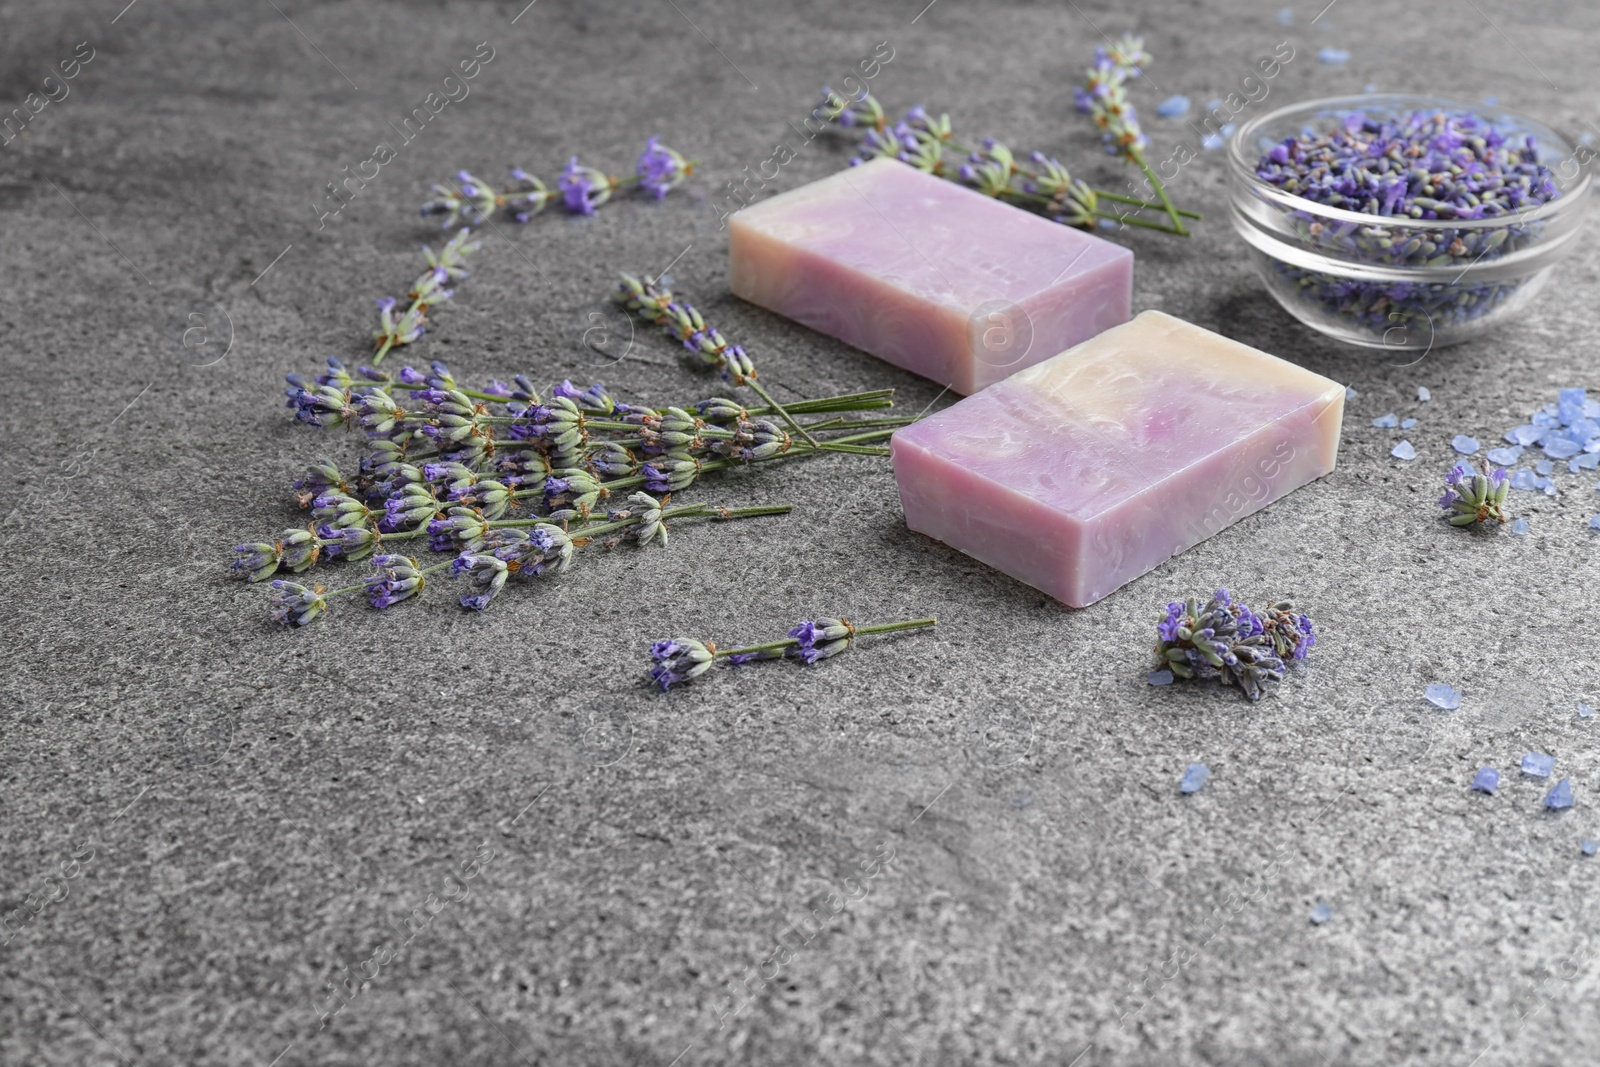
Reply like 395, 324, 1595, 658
3, 0, 1598, 1063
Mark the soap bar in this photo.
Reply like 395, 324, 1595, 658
729, 158, 1133, 395
890, 311, 1345, 607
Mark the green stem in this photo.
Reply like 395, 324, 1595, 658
1096, 190, 1202, 219
943, 136, 1199, 220
1093, 209, 1188, 235
713, 616, 937, 659
746, 378, 818, 447
1128, 147, 1188, 236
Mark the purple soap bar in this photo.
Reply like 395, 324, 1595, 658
729, 158, 1133, 395
891, 311, 1345, 607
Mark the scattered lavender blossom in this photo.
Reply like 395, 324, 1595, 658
1151, 590, 1313, 701
646, 616, 937, 689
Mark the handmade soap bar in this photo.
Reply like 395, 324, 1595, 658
729, 158, 1133, 395
891, 311, 1345, 607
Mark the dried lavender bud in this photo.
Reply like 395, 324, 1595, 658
789, 618, 854, 664
318, 524, 380, 562
427, 507, 488, 553
1439, 460, 1510, 526
278, 528, 321, 573
365, 554, 427, 609
630, 491, 667, 547
649, 638, 717, 689
1151, 589, 1297, 701
642, 451, 701, 494
449, 477, 512, 520
546, 469, 603, 516
588, 442, 638, 478
451, 553, 509, 610
310, 492, 370, 530
268, 580, 327, 627
230, 542, 282, 583
382, 484, 442, 532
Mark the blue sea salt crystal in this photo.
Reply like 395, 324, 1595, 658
1536, 459, 1555, 475
1391, 440, 1417, 461
1559, 388, 1587, 425
1508, 425, 1541, 446
1278, 6, 1294, 24
1319, 47, 1351, 64
1179, 763, 1211, 794
1452, 435, 1481, 455
1208, 98, 1224, 111
1310, 903, 1332, 925
1579, 702, 1595, 719
1156, 95, 1190, 118
1510, 518, 1530, 536
1545, 779, 1575, 810
1573, 453, 1600, 472
1372, 413, 1399, 428
1584, 840, 1598, 856
1589, 515, 1600, 531
1148, 669, 1175, 686
1417, 386, 1431, 402
1486, 446, 1522, 466
1401, 418, 1418, 429
1345, 386, 1360, 401
1522, 751, 1555, 778
1536, 476, 1557, 497
1472, 767, 1500, 793
1201, 134, 1225, 151
1545, 438, 1582, 460
1424, 682, 1462, 710
1510, 469, 1539, 491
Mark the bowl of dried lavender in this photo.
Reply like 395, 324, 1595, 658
1228, 94, 1590, 350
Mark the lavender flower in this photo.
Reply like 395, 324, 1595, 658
649, 638, 716, 689
267, 580, 327, 627
451, 553, 509, 610
365, 554, 426, 608
559, 156, 614, 216
1439, 461, 1511, 526
636, 136, 693, 199
318, 524, 380, 562
630, 491, 667, 547
1151, 590, 1297, 701
789, 618, 854, 664
231, 541, 282, 583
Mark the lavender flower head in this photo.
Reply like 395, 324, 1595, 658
788, 617, 854, 664
267, 580, 327, 627
559, 156, 614, 216
365, 554, 426, 609
649, 638, 717, 689
635, 136, 693, 199
1439, 460, 1510, 526
1151, 590, 1292, 701
451, 553, 509, 611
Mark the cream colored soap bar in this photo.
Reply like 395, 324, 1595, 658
890, 311, 1345, 607
728, 158, 1133, 395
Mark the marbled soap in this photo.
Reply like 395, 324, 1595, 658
729, 158, 1133, 395
890, 310, 1345, 607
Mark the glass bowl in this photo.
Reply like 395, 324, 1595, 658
1227, 93, 1591, 350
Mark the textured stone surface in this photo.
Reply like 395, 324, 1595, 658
4, 1, 1600, 1065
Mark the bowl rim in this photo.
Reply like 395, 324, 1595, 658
1226, 92, 1591, 231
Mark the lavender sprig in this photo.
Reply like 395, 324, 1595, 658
1074, 35, 1189, 235
1151, 589, 1312, 701
615, 273, 818, 446
262, 496, 791, 626
1439, 460, 1511, 527
421, 137, 697, 228
361, 229, 480, 364
821, 89, 1199, 234
647, 616, 937, 689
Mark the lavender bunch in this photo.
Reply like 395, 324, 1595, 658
1151, 589, 1315, 701
262, 493, 790, 627
1073, 35, 1189, 235
821, 88, 1198, 236
614, 273, 817, 445
421, 137, 696, 228
648, 615, 937, 689
1439, 461, 1511, 527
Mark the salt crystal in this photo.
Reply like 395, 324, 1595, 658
1319, 47, 1351, 64
1589, 515, 1600, 530
1278, 6, 1294, 24
1472, 767, 1500, 793
1536, 459, 1554, 475
1310, 902, 1332, 924
1148, 669, 1175, 686
1156, 95, 1191, 118
1510, 469, 1538, 491
1401, 418, 1418, 429
1559, 387, 1587, 425
1508, 425, 1540, 446
1545, 779, 1575, 810
1521, 751, 1555, 778
1180, 763, 1211, 794
1546, 438, 1582, 460
1372, 413, 1399, 428
1417, 386, 1431, 402
1584, 841, 1598, 856
1391, 440, 1417, 461
1579, 702, 1595, 719
1345, 386, 1360, 401
1510, 518, 1530, 536
1452, 435, 1481, 455
1424, 682, 1462, 710
1201, 133, 1225, 152
1486, 446, 1522, 465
